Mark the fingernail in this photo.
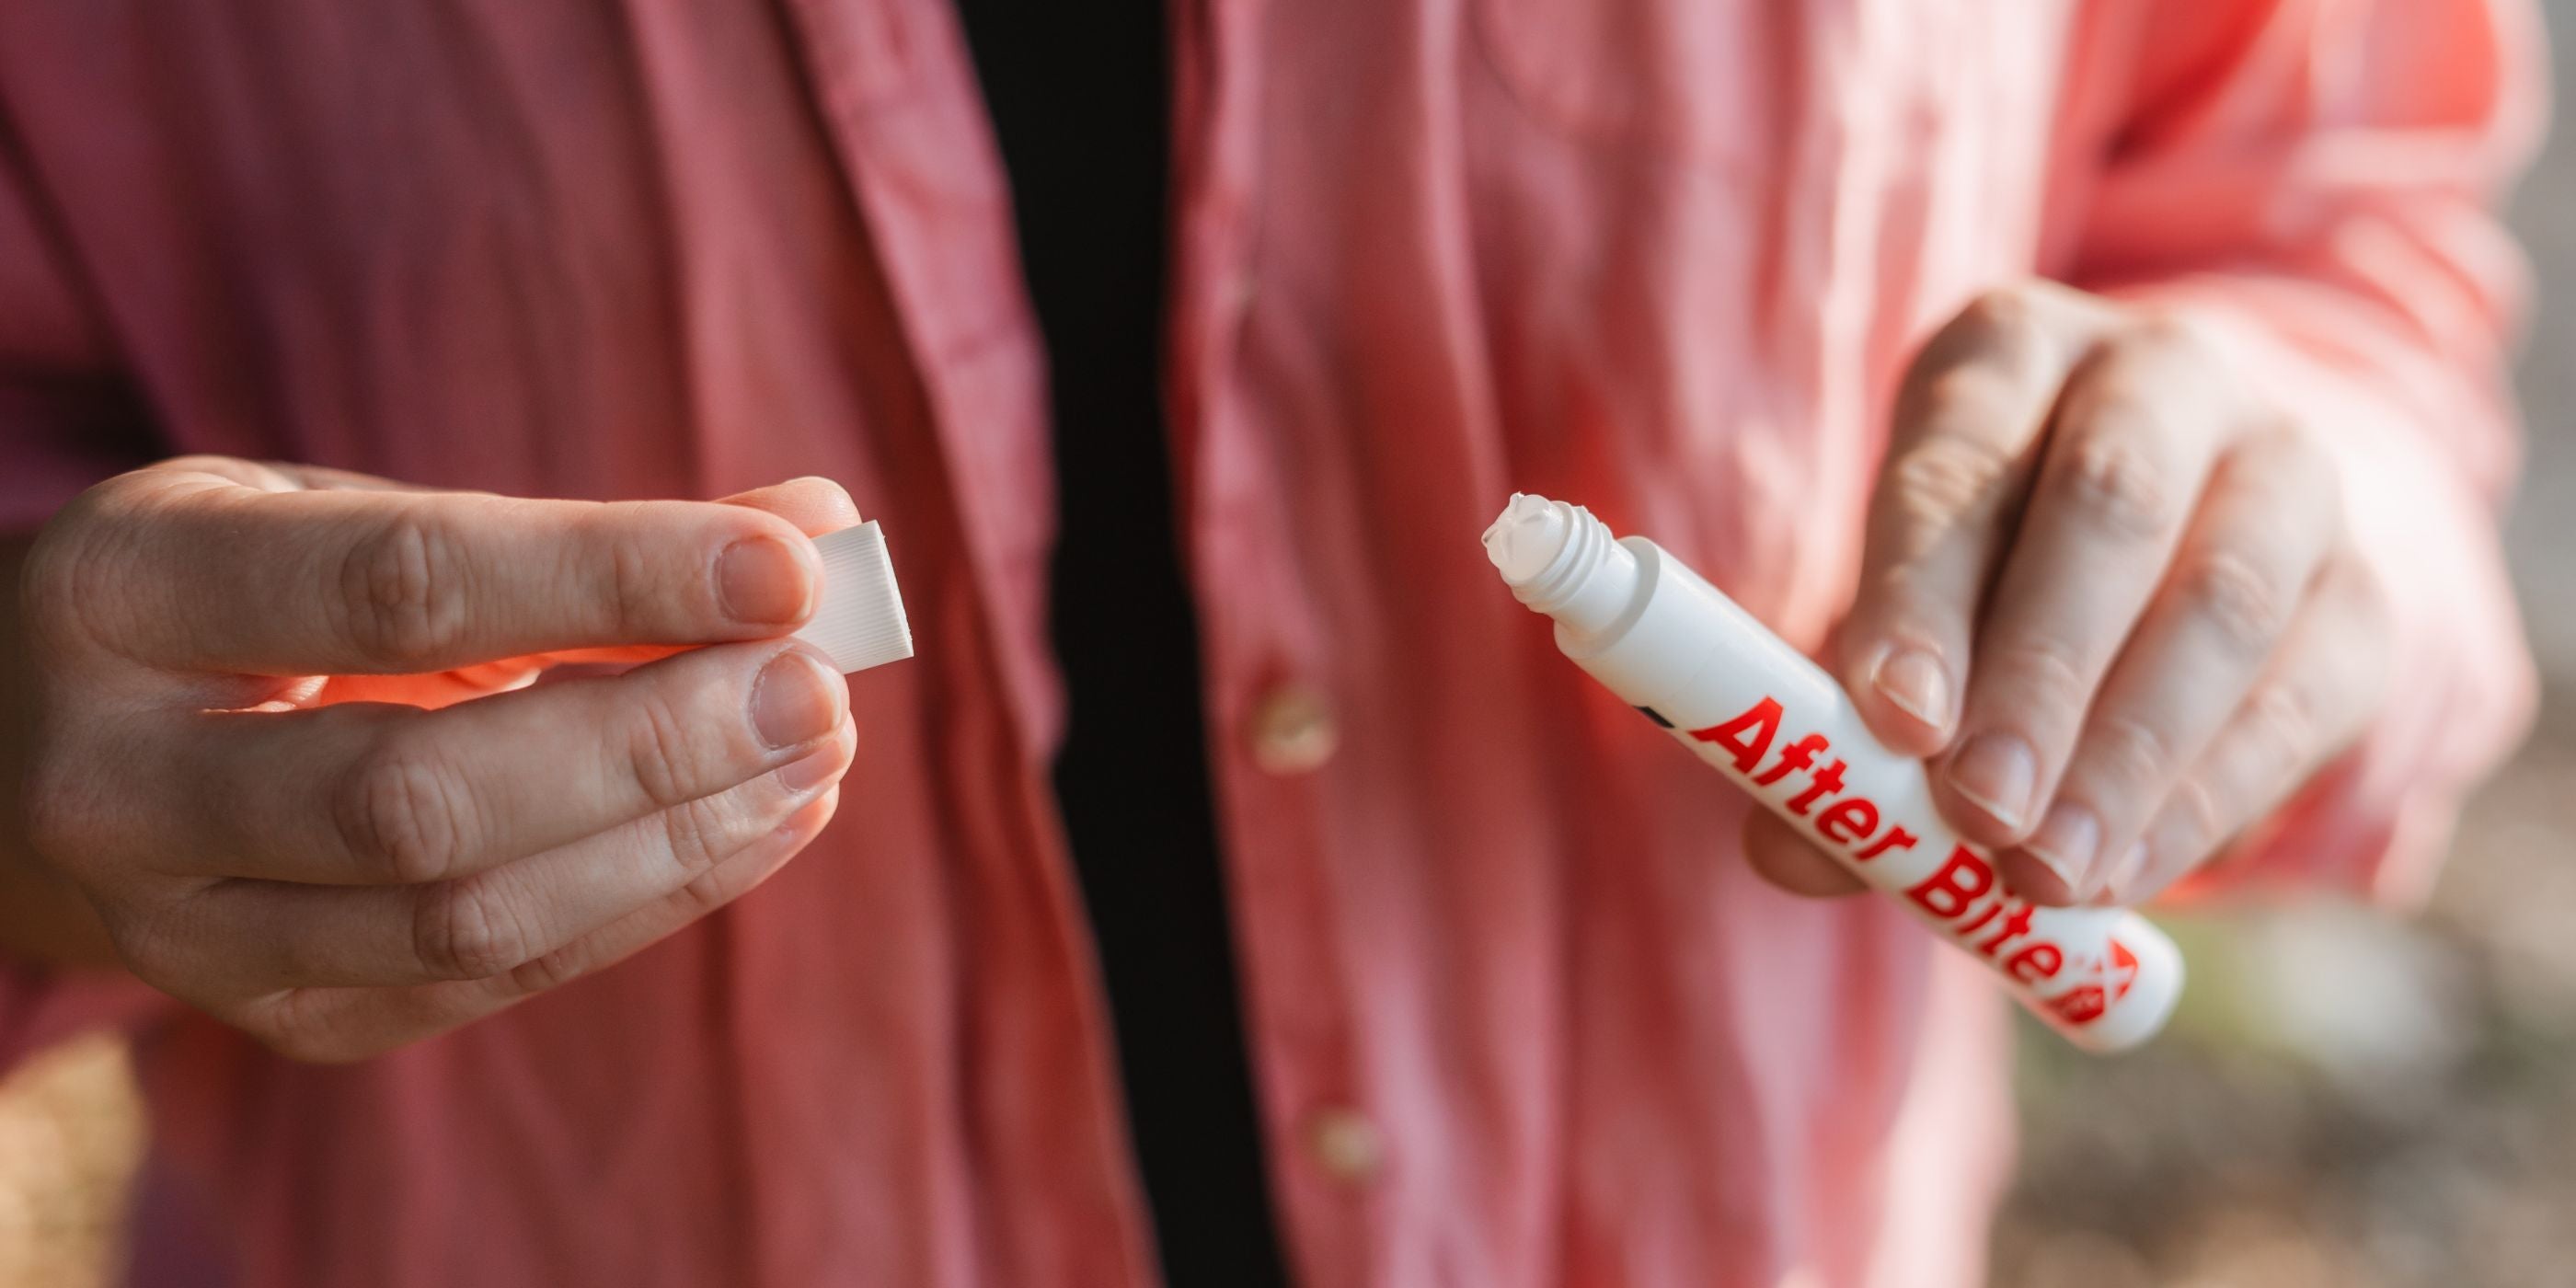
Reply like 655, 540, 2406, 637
2024, 802, 2100, 891
1871, 648, 1952, 730
751, 649, 845, 749
1948, 733, 2036, 829
776, 739, 849, 794
718, 536, 816, 626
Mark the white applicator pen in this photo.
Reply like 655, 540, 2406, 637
1485, 493, 2180, 1052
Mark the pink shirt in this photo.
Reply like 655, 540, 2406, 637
0, 2, 2540, 1284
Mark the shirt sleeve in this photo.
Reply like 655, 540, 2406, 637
2063, 0, 2547, 906
0, 130, 176, 1069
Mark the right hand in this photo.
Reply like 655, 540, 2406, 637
17, 458, 861, 1061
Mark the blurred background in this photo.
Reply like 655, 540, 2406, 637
3, 9, 2572, 1288
1989, 7, 2576, 1286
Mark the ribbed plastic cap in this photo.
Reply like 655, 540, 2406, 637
792, 522, 914, 674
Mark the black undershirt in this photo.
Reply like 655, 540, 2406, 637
949, 6, 1292, 1285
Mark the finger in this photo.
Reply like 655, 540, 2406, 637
718, 477, 864, 535
1742, 810, 1870, 898
1837, 285, 2116, 757
2013, 429, 2340, 899
235, 787, 842, 1062
2100, 550, 2389, 905
178, 722, 854, 990
317, 466, 862, 695
1937, 322, 2237, 847
151, 639, 848, 884
486, 782, 838, 997
62, 468, 826, 675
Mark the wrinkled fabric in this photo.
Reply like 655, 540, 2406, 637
0, 2, 2538, 1285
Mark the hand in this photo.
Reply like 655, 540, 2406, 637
1742, 282, 2391, 907
18, 459, 861, 1060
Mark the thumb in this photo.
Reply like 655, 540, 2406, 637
1742, 809, 1869, 898
719, 477, 863, 537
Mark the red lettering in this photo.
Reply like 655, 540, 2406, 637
2005, 943, 2063, 983
1816, 798, 1879, 845
1853, 826, 1917, 862
1975, 903, 2036, 957
1955, 898, 2002, 937
1784, 759, 1846, 815
1690, 698, 1781, 775
2049, 984, 2107, 1025
1753, 733, 1828, 787
1903, 846, 1993, 919
2108, 939, 2140, 1001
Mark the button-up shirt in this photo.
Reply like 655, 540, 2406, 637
0, 2, 2539, 1284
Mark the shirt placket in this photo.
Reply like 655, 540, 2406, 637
1167, 0, 1387, 1282
773, 2, 1162, 1285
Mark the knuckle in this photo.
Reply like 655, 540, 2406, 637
1888, 435, 2016, 530
659, 795, 739, 879
1950, 287, 2043, 351
412, 880, 532, 981
673, 860, 751, 918
336, 746, 477, 883
678, 803, 820, 920
506, 944, 590, 995
1908, 288, 2050, 393
338, 512, 470, 668
613, 535, 655, 636
18, 494, 135, 660
2113, 314, 2209, 362
626, 690, 718, 811
2051, 429, 2177, 539
589, 507, 661, 636
2172, 550, 2293, 653
17, 522, 86, 631
2243, 681, 2319, 769
1984, 637, 2091, 716
2085, 715, 2176, 794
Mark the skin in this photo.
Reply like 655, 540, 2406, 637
1, 277, 2390, 1061
3, 460, 861, 1061
1742, 281, 2395, 908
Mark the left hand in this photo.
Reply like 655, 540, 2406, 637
1742, 281, 2392, 907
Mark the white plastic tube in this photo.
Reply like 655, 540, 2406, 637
1485, 493, 2181, 1052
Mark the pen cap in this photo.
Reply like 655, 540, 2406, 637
792, 521, 914, 674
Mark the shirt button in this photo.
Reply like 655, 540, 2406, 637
1247, 683, 1339, 775
1305, 1106, 1384, 1184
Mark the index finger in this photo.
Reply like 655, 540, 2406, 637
489, 477, 867, 672
1833, 286, 2114, 756
59, 470, 823, 675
